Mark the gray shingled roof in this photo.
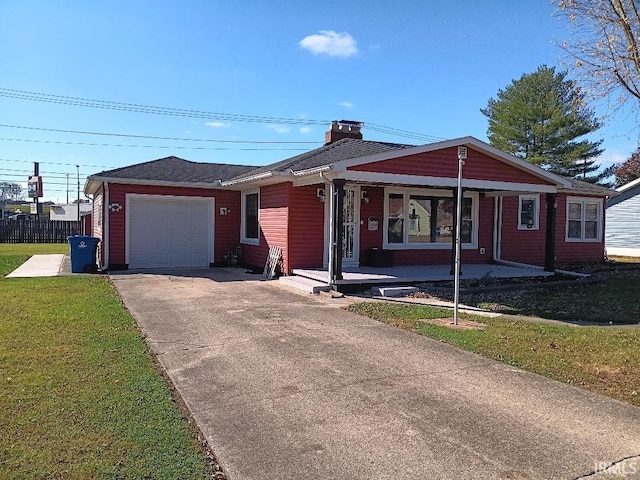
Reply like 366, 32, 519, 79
563, 177, 617, 196
88, 146, 618, 197
92, 156, 256, 183
227, 138, 413, 182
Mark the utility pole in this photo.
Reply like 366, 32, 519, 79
33, 162, 40, 221
76, 165, 80, 221
66, 173, 69, 204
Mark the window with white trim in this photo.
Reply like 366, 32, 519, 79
241, 190, 259, 245
518, 194, 539, 230
384, 188, 477, 248
566, 197, 602, 242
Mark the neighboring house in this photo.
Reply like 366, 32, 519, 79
84, 121, 614, 284
49, 203, 92, 221
606, 177, 640, 257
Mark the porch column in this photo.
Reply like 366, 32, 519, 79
544, 193, 557, 272
331, 179, 345, 284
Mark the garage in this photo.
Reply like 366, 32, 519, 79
126, 195, 214, 268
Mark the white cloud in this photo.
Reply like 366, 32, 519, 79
205, 121, 229, 128
267, 125, 290, 134
299, 126, 312, 134
299, 30, 359, 58
339, 101, 353, 108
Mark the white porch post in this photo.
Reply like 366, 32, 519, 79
327, 182, 335, 288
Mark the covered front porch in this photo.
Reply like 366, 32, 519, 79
292, 262, 554, 286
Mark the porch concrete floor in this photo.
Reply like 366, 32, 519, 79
292, 263, 555, 285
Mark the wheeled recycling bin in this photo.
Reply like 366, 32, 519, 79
68, 235, 100, 273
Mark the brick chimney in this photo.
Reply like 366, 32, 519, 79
325, 120, 363, 145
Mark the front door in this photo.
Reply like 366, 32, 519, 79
323, 185, 361, 268
342, 187, 360, 266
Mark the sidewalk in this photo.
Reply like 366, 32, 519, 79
5, 254, 65, 278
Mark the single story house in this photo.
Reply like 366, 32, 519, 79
84, 121, 613, 286
606, 176, 640, 257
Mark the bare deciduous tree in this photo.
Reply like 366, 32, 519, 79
0, 182, 23, 202
555, 0, 640, 111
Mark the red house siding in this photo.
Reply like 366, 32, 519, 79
554, 194, 605, 263
105, 183, 241, 266
349, 147, 550, 185
359, 186, 384, 263
499, 194, 605, 267
499, 195, 548, 266
242, 183, 291, 273
288, 184, 326, 272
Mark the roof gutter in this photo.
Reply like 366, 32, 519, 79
84, 175, 224, 193
291, 165, 332, 177
221, 170, 291, 187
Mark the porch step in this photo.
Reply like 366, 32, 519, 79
371, 286, 420, 297
279, 275, 331, 294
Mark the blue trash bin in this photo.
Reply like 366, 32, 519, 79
68, 235, 100, 273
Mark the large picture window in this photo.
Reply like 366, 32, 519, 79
384, 189, 477, 248
241, 191, 259, 245
566, 197, 602, 242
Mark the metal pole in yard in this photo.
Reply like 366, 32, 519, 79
453, 146, 467, 326
76, 165, 80, 222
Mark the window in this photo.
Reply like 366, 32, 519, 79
387, 193, 404, 244
241, 191, 259, 244
384, 189, 477, 248
518, 194, 539, 230
566, 197, 602, 242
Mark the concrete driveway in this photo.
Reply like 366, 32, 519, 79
110, 268, 640, 480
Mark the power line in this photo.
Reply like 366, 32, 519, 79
0, 124, 321, 144
0, 158, 111, 169
0, 137, 310, 151
0, 88, 330, 125
0, 87, 443, 142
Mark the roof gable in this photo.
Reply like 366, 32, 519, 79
332, 137, 572, 188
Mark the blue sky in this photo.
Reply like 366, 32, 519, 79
1, 0, 638, 203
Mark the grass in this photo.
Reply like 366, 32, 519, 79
3, 203, 51, 216
0, 243, 69, 255
0, 245, 213, 479
347, 301, 640, 408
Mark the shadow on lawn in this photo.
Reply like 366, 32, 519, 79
411, 269, 640, 326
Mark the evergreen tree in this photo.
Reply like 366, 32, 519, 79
481, 65, 605, 182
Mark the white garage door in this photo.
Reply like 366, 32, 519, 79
127, 195, 213, 268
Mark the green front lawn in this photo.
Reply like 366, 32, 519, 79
0, 245, 214, 479
348, 302, 640, 408
430, 270, 640, 324
0, 243, 69, 256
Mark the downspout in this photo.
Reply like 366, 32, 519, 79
100, 182, 110, 271
319, 172, 333, 287
492, 196, 502, 262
